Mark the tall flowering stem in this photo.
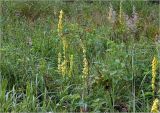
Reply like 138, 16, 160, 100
80, 39, 88, 79
58, 10, 63, 36
61, 37, 68, 77
80, 39, 89, 111
57, 10, 67, 77
152, 56, 158, 95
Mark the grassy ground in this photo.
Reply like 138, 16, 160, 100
0, 0, 160, 112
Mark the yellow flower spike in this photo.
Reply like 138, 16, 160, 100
59, 10, 63, 19
58, 10, 63, 36
151, 98, 159, 113
82, 56, 88, 79
80, 39, 86, 54
80, 39, 88, 79
57, 10, 68, 77
152, 56, 158, 95
61, 60, 67, 77
62, 38, 68, 76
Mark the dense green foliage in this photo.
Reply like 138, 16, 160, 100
0, 0, 160, 112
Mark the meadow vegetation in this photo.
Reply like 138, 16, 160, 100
0, 0, 160, 112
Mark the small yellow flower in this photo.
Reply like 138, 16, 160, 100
151, 98, 159, 113
152, 56, 158, 94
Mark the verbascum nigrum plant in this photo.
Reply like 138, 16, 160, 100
80, 39, 88, 79
57, 10, 66, 76
61, 38, 68, 77
61, 59, 67, 77
119, 0, 123, 25
57, 10, 69, 77
80, 39, 89, 112
117, 0, 126, 34
152, 56, 158, 95
58, 10, 63, 36
151, 98, 159, 113
82, 57, 88, 79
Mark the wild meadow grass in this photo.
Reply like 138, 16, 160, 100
0, 0, 160, 112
